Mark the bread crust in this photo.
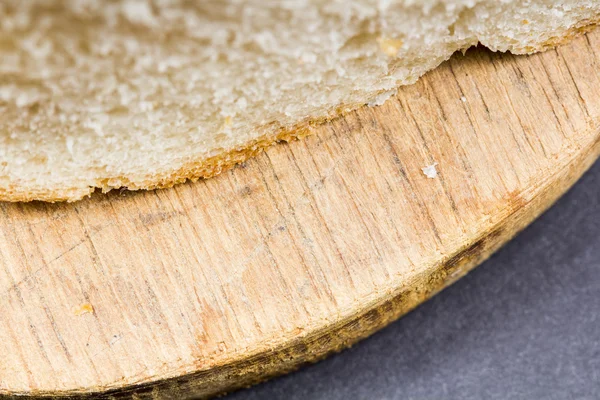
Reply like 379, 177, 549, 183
1, 21, 597, 203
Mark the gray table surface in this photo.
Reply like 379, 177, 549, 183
226, 159, 600, 400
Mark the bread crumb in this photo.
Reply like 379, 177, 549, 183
422, 162, 438, 179
73, 303, 94, 316
460, 96, 467, 102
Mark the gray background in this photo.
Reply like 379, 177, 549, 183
226, 159, 600, 400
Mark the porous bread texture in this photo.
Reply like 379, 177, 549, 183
0, 0, 598, 202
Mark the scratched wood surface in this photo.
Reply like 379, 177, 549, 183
1, 29, 600, 399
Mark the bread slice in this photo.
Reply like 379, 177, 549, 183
1, 0, 599, 202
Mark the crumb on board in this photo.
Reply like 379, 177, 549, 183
460, 96, 467, 102
73, 303, 94, 316
422, 162, 438, 179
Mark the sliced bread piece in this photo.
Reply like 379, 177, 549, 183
1, 0, 599, 202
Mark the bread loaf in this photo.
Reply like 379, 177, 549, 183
1, 0, 598, 202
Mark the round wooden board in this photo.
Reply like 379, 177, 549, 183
1, 29, 600, 400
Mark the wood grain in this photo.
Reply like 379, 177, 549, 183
1, 29, 600, 399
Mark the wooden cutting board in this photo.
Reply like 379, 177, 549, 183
1, 29, 600, 400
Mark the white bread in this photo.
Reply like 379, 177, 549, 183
1, 0, 599, 202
